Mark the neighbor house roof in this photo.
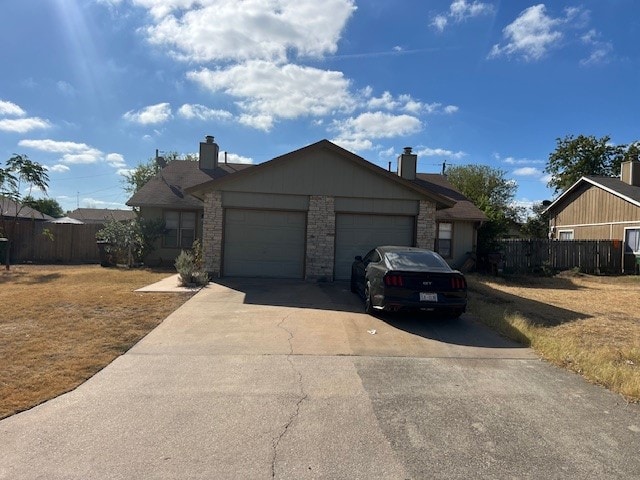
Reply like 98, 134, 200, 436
0, 196, 54, 221
126, 160, 253, 209
48, 216, 84, 224
413, 174, 487, 222
545, 175, 640, 213
186, 139, 456, 209
68, 208, 136, 224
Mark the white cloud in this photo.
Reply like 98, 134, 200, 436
431, 0, 493, 32
18, 139, 123, 169
0, 100, 26, 116
57, 81, 76, 97
416, 147, 466, 160
489, 4, 564, 61
220, 152, 253, 164
19, 139, 96, 154
178, 104, 233, 121
123, 102, 172, 125
443, 105, 459, 114
49, 164, 70, 173
579, 29, 613, 66
513, 167, 541, 176
139, 0, 356, 63
331, 112, 422, 152
106, 153, 126, 168
0, 117, 51, 133
188, 62, 354, 131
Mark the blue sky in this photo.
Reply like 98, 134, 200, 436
1, 0, 638, 213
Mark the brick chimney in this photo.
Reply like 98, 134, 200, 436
199, 135, 219, 170
397, 146, 417, 180
621, 160, 640, 187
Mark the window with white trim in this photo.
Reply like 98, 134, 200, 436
625, 228, 640, 253
558, 230, 574, 240
436, 222, 453, 258
164, 210, 196, 248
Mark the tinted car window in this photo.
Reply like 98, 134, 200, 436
363, 249, 381, 264
384, 251, 451, 271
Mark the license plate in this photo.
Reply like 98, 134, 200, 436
420, 292, 438, 302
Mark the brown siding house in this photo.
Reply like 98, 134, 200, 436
545, 160, 640, 272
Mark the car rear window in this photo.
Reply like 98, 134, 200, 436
385, 251, 451, 271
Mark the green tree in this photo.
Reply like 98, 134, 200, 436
445, 164, 521, 254
521, 201, 551, 239
22, 195, 64, 218
0, 154, 50, 269
544, 135, 639, 194
96, 217, 165, 267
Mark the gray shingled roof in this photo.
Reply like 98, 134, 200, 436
0, 196, 54, 221
67, 208, 136, 224
414, 174, 487, 221
127, 161, 252, 208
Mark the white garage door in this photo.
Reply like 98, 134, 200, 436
334, 213, 414, 280
223, 209, 306, 278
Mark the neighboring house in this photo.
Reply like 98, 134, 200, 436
128, 136, 486, 279
544, 160, 640, 272
67, 208, 136, 225
0, 196, 54, 224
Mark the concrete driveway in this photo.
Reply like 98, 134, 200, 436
1, 279, 639, 479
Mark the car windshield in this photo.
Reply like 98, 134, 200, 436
384, 250, 451, 271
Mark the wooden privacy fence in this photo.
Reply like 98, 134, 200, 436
5, 222, 103, 264
497, 239, 623, 275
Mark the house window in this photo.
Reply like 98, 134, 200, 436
436, 222, 453, 258
558, 230, 574, 240
164, 211, 196, 248
625, 228, 640, 253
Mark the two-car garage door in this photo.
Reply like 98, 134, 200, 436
223, 209, 306, 278
334, 214, 415, 280
223, 209, 415, 280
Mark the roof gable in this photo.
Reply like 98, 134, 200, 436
187, 140, 454, 208
545, 176, 640, 214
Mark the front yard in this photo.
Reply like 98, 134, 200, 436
1, 265, 638, 420
0, 265, 193, 419
468, 272, 640, 402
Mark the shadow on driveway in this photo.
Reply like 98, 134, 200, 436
211, 278, 529, 351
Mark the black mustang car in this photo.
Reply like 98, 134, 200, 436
351, 246, 467, 318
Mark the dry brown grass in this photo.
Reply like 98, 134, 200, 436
467, 272, 640, 402
0, 265, 193, 419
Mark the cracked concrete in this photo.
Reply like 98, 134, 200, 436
271, 315, 309, 479
1, 278, 639, 479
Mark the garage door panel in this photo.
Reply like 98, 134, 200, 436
334, 214, 414, 280
224, 209, 305, 278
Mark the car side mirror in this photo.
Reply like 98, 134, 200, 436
354, 255, 363, 262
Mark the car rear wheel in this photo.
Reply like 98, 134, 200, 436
364, 283, 373, 314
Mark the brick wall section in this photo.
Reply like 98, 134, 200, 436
305, 195, 335, 281
203, 191, 223, 277
416, 199, 436, 250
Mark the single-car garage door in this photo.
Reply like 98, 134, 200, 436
334, 213, 414, 280
223, 209, 306, 278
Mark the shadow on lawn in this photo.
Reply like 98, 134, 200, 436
0, 270, 63, 284
468, 278, 591, 328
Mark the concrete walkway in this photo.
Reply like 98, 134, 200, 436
135, 273, 203, 293
1, 279, 639, 479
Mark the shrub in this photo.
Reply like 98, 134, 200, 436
175, 240, 209, 287
96, 218, 165, 267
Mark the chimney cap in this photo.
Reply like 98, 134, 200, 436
403, 147, 413, 154
205, 135, 215, 144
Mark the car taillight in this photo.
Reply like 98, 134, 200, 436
384, 274, 404, 287
450, 276, 466, 289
